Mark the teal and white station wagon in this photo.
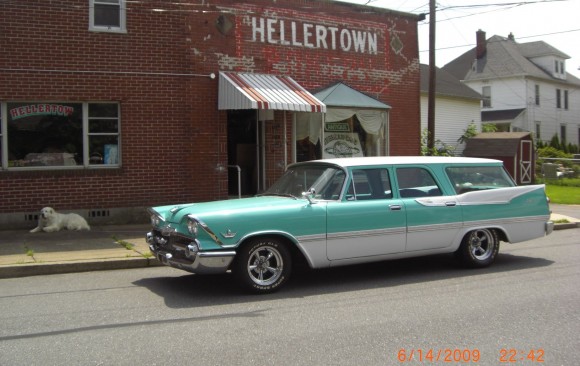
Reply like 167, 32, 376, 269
147, 157, 553, 293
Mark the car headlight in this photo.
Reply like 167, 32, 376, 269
149, 211, 163, 227
187, 218, 199, 236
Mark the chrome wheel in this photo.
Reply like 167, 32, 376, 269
247, 245, 284, 286
467, 229, 495, 261
456, 228, 500, 268
234, 237, 292, 293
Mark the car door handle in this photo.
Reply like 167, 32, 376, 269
445, 201, 457, 207
389, 205, 402, 211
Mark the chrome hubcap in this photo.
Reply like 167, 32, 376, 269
469, 229, 494, 260
247, 246, 283, 286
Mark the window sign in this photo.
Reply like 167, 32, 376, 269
295, 110, 385, 162
3, 102, 120, 169
324, 133, 363, 158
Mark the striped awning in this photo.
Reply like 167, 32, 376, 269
218, 72, 326, 113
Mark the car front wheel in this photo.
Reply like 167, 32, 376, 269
234, 237, 292, 294
456, 228, 500, 268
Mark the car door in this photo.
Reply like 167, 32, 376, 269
395, 166, 463, 252
326, 168, 406, 261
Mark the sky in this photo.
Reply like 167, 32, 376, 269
338, 0, 580, 78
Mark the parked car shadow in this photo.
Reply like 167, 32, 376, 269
133, 252, 554, 309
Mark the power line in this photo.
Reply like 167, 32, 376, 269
418, 28, 580, 53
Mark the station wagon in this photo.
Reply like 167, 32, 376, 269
146, 156, 553, 293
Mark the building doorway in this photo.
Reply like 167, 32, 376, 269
227, 110, 264, 196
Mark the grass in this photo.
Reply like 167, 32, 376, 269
544, 184, 580, 205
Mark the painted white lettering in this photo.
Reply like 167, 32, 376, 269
279, 20, 290, 45
340, 29, 351, 51
248, 16, 380, 55
327, 27, 338, 50
252, 17, 265, 42
368, 32, 377, 55
315, 25, 327, 49
303, 23, 314, 48
291, 21, 302, 46
351, 30, 366, 53
267, 18, 277, 44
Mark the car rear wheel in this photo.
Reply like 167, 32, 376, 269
234, 237, 292, 294
456, 228, 499, 268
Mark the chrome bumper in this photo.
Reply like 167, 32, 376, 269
546, 221, 554, 235
146, 231, 236, 274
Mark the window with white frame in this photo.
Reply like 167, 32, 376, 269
564, 90, 569, 110
556, 89, 561, 109
2, 102, 120, 169
89, 0, 126, 33
535, 121, 541, 140
482, 86, 491, 108
535, 84, 540, 106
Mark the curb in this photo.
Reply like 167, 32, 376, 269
0, 257, 162, 279
553, 222, 579, 230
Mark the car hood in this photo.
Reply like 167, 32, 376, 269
151, 196, 314, 225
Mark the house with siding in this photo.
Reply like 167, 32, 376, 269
443, 30, 580, 148
420, 64, 482, 156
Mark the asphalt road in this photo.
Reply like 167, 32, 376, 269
1, 228, 578, 366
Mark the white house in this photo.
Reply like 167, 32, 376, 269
444, 30, 580, 148
420, 64, 482, 155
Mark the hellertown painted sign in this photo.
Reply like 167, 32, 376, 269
250, 17, 379, 55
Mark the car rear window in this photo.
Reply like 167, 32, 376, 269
446, 166, 516, 194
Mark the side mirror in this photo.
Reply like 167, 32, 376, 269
301, 188, 316, 204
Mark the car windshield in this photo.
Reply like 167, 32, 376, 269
263, 164, 346, 200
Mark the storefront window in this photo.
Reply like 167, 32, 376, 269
3, 102, 119, 169
295, 109, 386, 162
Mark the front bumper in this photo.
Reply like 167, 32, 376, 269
146, 231, 236, 274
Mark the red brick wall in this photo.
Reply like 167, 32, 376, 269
0, 0, 420, 216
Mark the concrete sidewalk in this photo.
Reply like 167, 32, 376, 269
0, 224, 161, 279
0, 206, 578, 279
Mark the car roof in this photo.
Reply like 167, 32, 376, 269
301, 156, 502, 167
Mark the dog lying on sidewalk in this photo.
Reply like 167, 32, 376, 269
30, 207, 91, 233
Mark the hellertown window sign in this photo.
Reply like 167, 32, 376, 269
250, 17, 380, 55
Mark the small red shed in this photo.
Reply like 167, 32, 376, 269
463, 132, 535, 185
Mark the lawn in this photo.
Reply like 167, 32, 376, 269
544, 185, 580, 205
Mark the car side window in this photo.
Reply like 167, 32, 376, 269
446, 166, 515, 194
396, 167, 442, 198
346, 169, 392, 200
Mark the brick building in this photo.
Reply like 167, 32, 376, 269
0, 0, 421, 228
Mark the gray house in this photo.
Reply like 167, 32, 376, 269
444, 30, 580, 147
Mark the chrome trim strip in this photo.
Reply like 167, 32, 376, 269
327, 227, 406, 240
296, 234, 326, 243
407, 222, 463, 233
187, 214, 224, 246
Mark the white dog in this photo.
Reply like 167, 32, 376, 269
30, 207, 90, 233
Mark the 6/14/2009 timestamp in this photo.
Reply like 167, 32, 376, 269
397, 348, 544, 363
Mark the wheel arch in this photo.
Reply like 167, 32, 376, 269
235, 231, 312, 270
455, 225, 509, 249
